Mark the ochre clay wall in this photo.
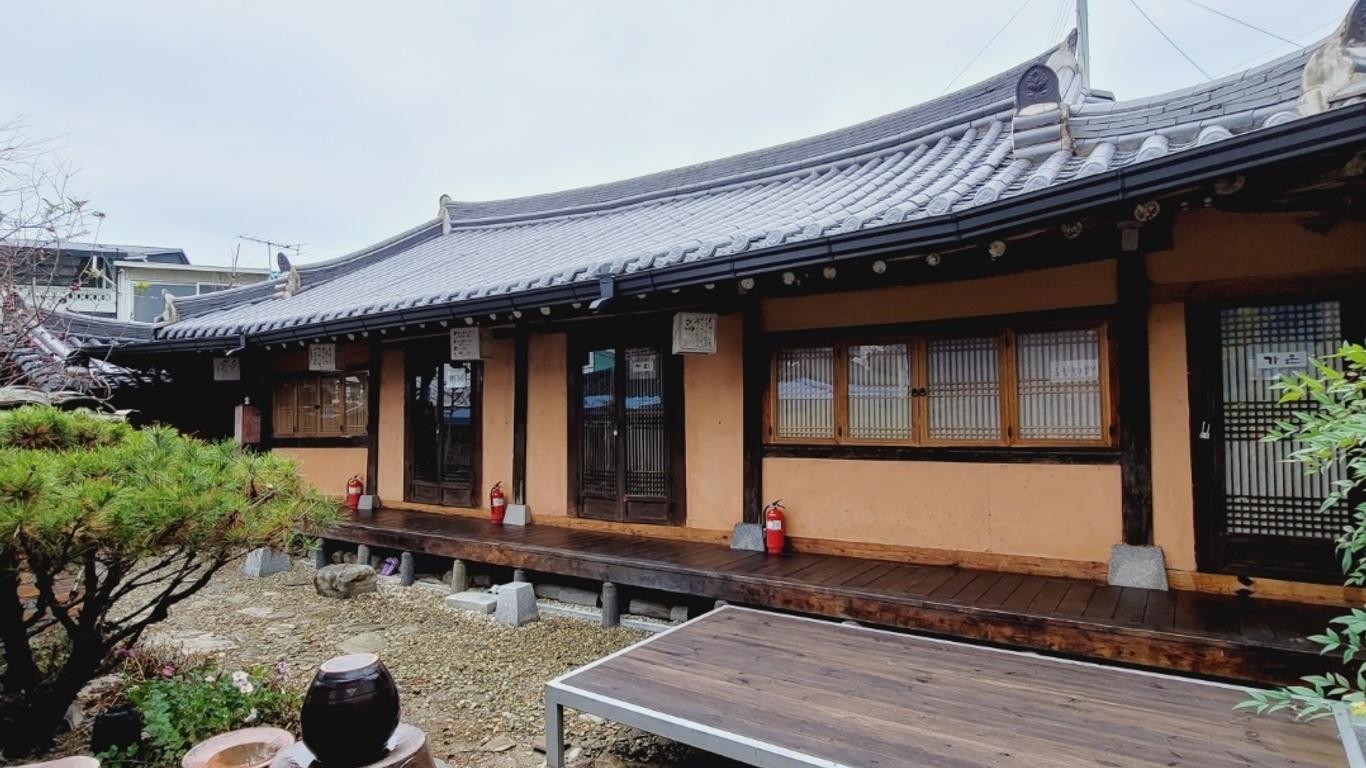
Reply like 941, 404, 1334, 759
527, 332, 569, 518
762, 260, 1117, 331
276, 447, 368, 498
760, 260, 1121, 576
683, 313, 745, 535
762, 459, 1120, 569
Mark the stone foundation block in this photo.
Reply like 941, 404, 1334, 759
494, 582, 539, 626
1107, 544, 1169, 590
242, 547, 292, 578
445, 590, 498, 614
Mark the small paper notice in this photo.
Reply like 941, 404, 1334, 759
1253, 350, 1308, 370
1048, 358, 1097, 382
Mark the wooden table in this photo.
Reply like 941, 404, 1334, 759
546, 606, 1353, 767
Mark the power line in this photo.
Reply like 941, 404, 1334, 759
1126, 0, 1211, 79
940, 0, 1038, 95
1178, 0, 1299, 46
1046, 0, 1073, 45
1212, 16, 1340, 78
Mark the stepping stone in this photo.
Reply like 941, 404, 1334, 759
445, 590, 498, 614
494, 582, 539, 626
242, 548, 292, 578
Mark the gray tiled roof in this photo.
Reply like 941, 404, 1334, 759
150, 28, 1337, 342
8, 309, 156, 392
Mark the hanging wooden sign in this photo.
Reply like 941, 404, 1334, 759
672, 312, 717, 355
308, 343, 337, 371
449, 327, 492, 360
212, 357, 241, 381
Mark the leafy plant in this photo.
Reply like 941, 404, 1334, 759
100, 657, 300, 768
0, 406, 337, 756
1238, 344, 1366, 720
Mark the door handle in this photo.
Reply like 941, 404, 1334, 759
1198, 420, 1211, 440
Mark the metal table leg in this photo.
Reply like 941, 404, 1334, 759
545, 692, 565, 768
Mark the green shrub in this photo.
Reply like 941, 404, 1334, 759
1239, 344, 1366, 719
0, 406, 337, 756
101, 660, 300, 768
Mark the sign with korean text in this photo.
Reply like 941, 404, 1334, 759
672, 312, 717, 355
449, 327, 491, 360
1253, 349, 1308, 371
1048, 358, 1098, 382
308, 343, 337, 371
212, 357, 241, 381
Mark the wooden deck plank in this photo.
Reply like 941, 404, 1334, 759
331, 507, 1343, 685
557, 609, 1345, 768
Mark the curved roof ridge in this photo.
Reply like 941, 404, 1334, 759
172, 218, 443, 320
1072, 40, 1321, 117
449, 110, 1011, 233
443, 38, 1072, 225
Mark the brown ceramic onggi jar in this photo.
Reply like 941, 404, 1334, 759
300, 654, 400, 767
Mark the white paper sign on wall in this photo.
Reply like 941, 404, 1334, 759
308, 343, 337, 371
212, 357, 241, 381
449, 327, 489, 360
672, 312, 717, 355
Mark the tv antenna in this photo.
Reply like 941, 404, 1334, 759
237, 234, 304, 272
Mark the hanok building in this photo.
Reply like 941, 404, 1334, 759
91, 9, 1366, 682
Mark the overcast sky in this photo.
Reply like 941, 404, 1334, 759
8, 0, 1352, 268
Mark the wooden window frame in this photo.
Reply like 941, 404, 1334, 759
765, 314, 1115, 450
272, 371, 370, 440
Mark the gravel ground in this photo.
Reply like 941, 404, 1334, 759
124, 562, 726, 768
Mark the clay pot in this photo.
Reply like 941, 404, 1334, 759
300, 654, 400, 767
89, 704, 142, 755
181, 727, 294, 768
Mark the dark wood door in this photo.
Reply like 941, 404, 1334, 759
406, 343, 481, 507
571, 337, 683, 525
1191, 297, 1357, 582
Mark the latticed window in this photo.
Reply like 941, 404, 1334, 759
274, 373, 369, 437
767, 321, 1112, 447
774, 346, 835, 440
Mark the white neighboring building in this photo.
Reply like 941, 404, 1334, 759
5, 241, 270, 322
115, 260, 271, 322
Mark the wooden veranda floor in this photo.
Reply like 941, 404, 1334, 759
329, 507, 1342, 686
547, 607, 1350, 768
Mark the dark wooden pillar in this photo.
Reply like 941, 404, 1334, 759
1117, 245, 1154, 546
365, 338, 381, 496
511, 326, 529, 505
741, 301, 765, 524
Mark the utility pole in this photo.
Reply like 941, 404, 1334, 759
1076, 0, 1091, 80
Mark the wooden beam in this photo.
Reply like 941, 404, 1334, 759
511, 326, 529, 505
741, 300, 765, 525
1116, 244, 1154, 546
365, 338, 381, 496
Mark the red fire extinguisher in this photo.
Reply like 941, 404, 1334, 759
490, 481, 507, 525
763, 500, 786, 556
345, 475, 364, 510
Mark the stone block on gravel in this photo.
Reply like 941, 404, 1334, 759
494, 582, 538, 626
445, 590, 498, 614
314, 563, 378, 599
241, 547, 292, 578
534, 583, 598, 607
